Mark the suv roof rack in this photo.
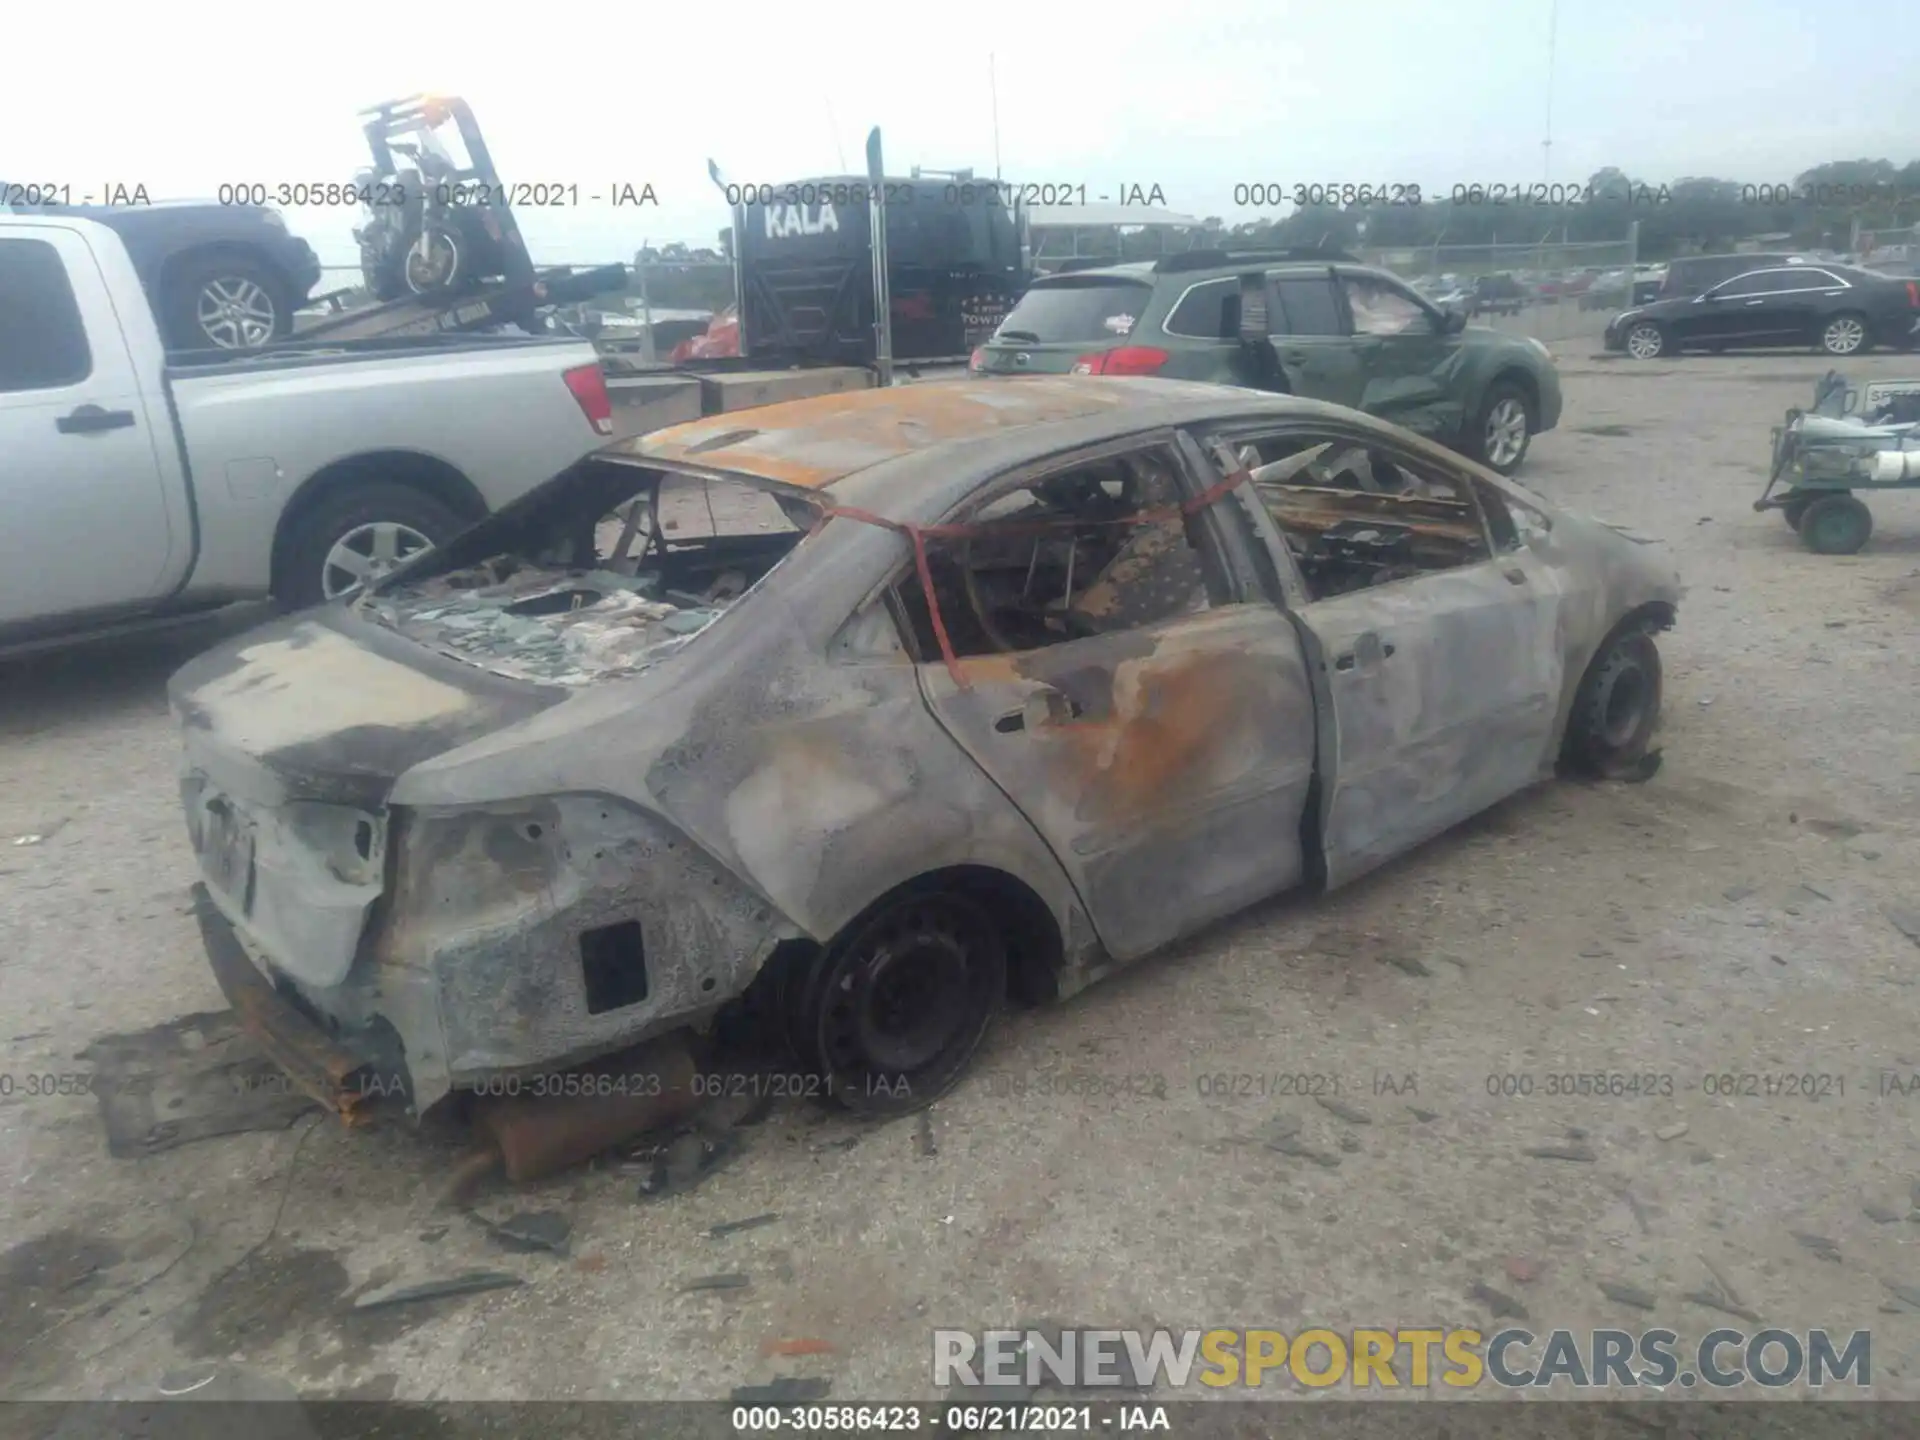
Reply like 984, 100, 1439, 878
1152, 247, 1357, 273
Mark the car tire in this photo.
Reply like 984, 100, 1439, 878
1781, 497, 1812, 530
1469, 380, 1536, 475
1563, 626, 1664, 779
1623, 321, 1667, 359
1820, 312, 1870, 357
276, 482, 467, 610
162, 255, 293, 351
1797, 492, 1873, 555
790, 884, 1007, 1118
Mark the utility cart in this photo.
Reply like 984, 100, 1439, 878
1756, 372, 1920, 554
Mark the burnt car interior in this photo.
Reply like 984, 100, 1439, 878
362, 456, 819, 683
891, 445, 1234, 660
1207, 433, 1514, 601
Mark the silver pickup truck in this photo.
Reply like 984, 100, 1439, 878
1, 212, 618, 657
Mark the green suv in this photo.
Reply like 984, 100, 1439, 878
968, 249, 1563, 474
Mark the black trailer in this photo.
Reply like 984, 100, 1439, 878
721, 171, 1026, 368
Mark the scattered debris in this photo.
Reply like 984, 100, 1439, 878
762, 1337, 836, 1358
1865, 1203, 1904, 1224
634, 1131, 743, 1199
1337, 1133, 1362, 1153
1524, 1144, 1597, 1162
1655, 1123, 1690, 1141
417, 1228, 448, 1244
1792, 1231, 1842, 1263
1683, 1289, 1762, 1324
1467, 1282, 1529, 1320
352, 1272, 522, 1311
1382, 955, 1431, 977
680, 1273, 751, 1293
78, 1012, 317, 1158
1504, 1257, 1540, 1285
916, 1110, 938, 1158
11, 817, 71, 847
733, 1378, 831, 1403
710, 1213, 780, 1239
1699, 1253, 1747, 1309
1264, 1133, 1342, 1169
1883, 1279, 1920, 1311
1795, 882, 1833, 902
1885, 905, 1920, 948
1619, 750, 1663, 783
1409, 1108, 1440, 1123
1313, 1096, 1372, 1125
1723, 886, 1756, 902
1600, 1281, 1658, 1311
1618, 1188, 1653, 1236
475, 1210, 571, 1256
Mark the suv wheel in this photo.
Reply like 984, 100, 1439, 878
1471, 381, 1536, 475
163, 256, 292, 351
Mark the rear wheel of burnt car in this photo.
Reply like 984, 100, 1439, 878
1820, 312, 1869, 356
1563, 626, 1664, 779
277, 482, 467, 609
1623, 322, 1666, 360
1471, 380, 1535, 475
1797, 492, 1873, 555
163, 255, 291, 351
794, 888, 1007, 1117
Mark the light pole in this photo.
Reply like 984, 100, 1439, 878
1542, 0, 1558, 184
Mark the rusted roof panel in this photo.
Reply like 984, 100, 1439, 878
618, 377, 1143, 490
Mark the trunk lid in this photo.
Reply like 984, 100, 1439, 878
973, 273, 1154, 375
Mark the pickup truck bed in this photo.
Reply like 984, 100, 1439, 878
1, 213, 618, 655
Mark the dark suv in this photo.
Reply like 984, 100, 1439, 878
0, 194, 321, 350
969, 250, 1562, 474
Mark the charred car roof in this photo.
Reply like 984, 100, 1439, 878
620, 375, 1312, 515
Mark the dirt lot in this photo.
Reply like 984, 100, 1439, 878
5, 350, 1920, 1409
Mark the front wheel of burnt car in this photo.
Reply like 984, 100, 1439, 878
791, 886, 1008, 1117
1562, 626, 1664, 779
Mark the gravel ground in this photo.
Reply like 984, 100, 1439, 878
5, 350, 1920, 1409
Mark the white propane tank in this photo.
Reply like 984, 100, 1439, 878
1867, 449, 1920, 482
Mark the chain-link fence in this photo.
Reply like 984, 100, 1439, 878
1356, 237, 1639, 345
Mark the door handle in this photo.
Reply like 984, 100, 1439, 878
1333, 637, 1394, 671
1745, 300, 1765, 307
57, 405, 136, 435
1503, 566, 1528, 584
996, 687, 1082, 733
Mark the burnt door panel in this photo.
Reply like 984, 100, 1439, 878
918, 605, 1317, 960
1294, 555, 1566, 888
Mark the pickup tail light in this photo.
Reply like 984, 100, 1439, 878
1906, 281, 1917, 308
1070, 346, 1170, 376
563, 363, 615, 436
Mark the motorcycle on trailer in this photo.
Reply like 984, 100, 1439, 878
352, 95, 528, 301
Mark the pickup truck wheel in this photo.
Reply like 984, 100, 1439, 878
792, 887, 1006, 1117
164, 258, 291, 351
278, 484, 466, 609
1563, 628, 1663, 778
1470, 381, 1535, 475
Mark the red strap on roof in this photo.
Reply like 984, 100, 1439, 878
817, 468, 1253, 691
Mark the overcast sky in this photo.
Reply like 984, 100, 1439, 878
9, 0, 1919, 273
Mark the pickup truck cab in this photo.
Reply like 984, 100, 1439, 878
1, 213, 617, 656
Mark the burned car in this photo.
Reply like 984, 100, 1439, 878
170, 378, 1681, 1123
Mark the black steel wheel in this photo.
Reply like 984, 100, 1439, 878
792, 888, 1006, 1116
1563, 627, 1664, 778
1798, 492, 1873, 555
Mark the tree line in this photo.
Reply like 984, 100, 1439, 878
1210, 160, 1920, 259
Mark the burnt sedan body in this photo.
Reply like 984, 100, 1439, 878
170, 378, 1682, 1121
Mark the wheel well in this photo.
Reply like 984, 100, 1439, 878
270, 451, 488, 597
1486, 367, 1539, 418
1558, 601, 1676, 768
825, 865, 1066, 1007
159, 242, 281, 294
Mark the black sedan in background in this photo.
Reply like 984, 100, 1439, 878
1606, 263, 1920, 359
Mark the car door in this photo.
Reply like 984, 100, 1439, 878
1334, 270, 1465, 438
906, 433, 1319, 960
1263, 269, 1366, 407
1699, 269, 1808, 346
1777, 268, 1856, 344
0, 226, 179, 626
1193, 420, 1567, 888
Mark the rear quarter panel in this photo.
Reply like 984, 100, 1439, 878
168, 341, 607, 594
